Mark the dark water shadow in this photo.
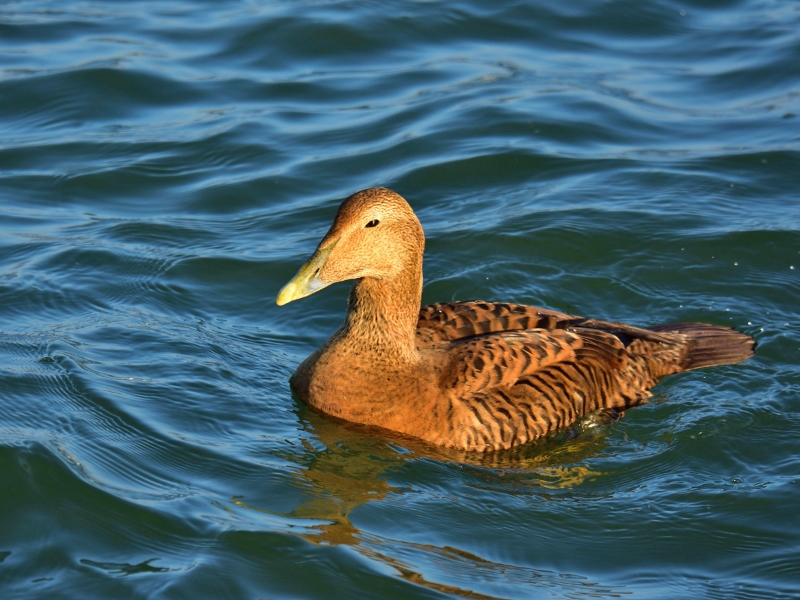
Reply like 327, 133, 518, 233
233, 398, 630, 599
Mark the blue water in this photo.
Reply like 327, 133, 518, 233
1, 1, 799, 598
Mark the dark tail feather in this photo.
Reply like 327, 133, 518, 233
648, 323, 756, 370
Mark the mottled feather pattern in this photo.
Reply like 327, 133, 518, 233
414, 300, 752, 451
416, 301, 583, 348
416, 302, 662, 450
444, 329, 584, 395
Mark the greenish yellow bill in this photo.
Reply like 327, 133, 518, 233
276, 242, 336, 306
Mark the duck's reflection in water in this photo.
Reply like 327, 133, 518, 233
233, 404, 628, 598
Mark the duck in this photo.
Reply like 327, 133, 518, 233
276, 187, 755, 452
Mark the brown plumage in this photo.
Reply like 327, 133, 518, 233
277, 187, 755, 452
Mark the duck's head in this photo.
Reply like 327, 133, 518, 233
276, 187, 424, 306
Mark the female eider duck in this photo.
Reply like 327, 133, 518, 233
277, 187, 754, 452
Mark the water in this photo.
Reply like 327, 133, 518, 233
1, 1, 799, 598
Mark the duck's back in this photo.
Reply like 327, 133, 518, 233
415, 301, 755, 451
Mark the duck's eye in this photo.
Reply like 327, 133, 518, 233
365, 219, 380, 228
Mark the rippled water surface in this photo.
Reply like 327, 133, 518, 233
2, 1, 799, 598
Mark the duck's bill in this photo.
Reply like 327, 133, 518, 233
276, 243, 335, 306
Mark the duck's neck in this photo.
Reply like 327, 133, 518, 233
337, 257, 423, 366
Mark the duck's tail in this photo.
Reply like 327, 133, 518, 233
648, 323, 756, 371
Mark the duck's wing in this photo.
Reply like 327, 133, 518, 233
418, 301, 754, 451
416, 301, 584, 349
435, 325, 685, 452
441, 327, 630, 396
